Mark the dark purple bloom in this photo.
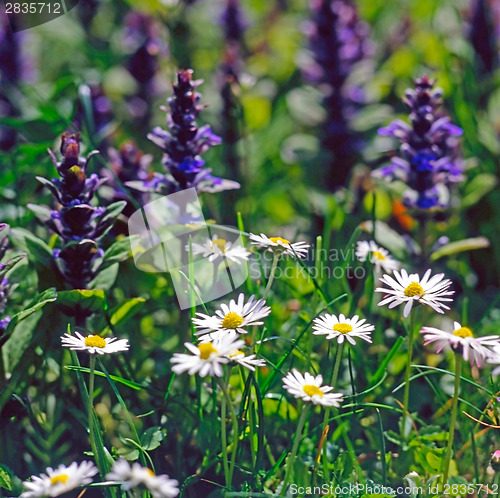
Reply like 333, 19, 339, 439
30, 133, 125, 288
101, 141, 153, 217
220, 0, 248, 45
469, 0, 498, 74
374, 76, 464, 210
130, 69, 239, 195
77, 0, 101, 33
122, 11, 168, 126
0, 15, 20, 150
302, 0, 374, 190
74, 84, 114, 143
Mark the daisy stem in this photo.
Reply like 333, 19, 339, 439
218, 378, 239, 491
88, 355, 97, 458
263, 253, 280, 300
212, 261, 220, 289
442, 354, 463, 487
320, 342, 344, 478
401, 308, 416, 442
220, 381, 230, 488
330, 342, 344, 389
280, 404, 309, 497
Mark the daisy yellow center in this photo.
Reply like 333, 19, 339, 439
333, 323, 353, 334
453, 326, 474, 338
222, 312, 244, 329
372, 251, 386, 261
229, 349, 243, 358
198, 342, 218, 360
84, 335, 106, 348
211, 238, 227, 252
269, 236, 290, 246
146, 468, 155, 476
50, 474, 69, 485
303, 385, 323, 397
404, 282, 424, 297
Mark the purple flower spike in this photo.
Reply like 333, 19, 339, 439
132, 69, 240, 195
373, 75, 464, 211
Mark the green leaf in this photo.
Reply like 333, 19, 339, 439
98, 236, 140, 270
462, 173, 498, 208
0, 253, 26, 275
57, 289, 105, 314
430, 237, 490, 261
141, 427, 165, 451
0, 466, 12, 490
360, 220, 407, 259
64, 366, 144, 390
98, 201, 127, 226
3, 287, 58, 336
88, 263, 119, 291
116, 445, 140, 461
27, 203, 54, 223
102, 297, 146, 335
9, 227, 54, 268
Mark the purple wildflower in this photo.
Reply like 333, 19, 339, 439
30, 133, 124, 288
130, 69, 239, 195
302, 0, 374, 190
374, 75, 464, 210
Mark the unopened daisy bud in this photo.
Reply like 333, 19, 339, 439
492, 450, 500, 470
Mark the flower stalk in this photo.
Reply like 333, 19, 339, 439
401, 307, 416, 441
280, 404, 309, 497
218, 377, 239, 490
441, 354, 463, 486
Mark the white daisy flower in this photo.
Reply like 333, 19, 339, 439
186, 235, 250, 264
487, 345, 500, 376
355, 240, 400, 274
106, 459, 179, 498
61, 331, 130, 355
197, 331, 266, 370
420, 321, 500, 367
312, 313, 374, 345
192, 293, 271, 336
227, 350, 266, 371
21, 461, 97, 498
171, 334, 245, 377
282, 369, 343, 407
375, 268, 454, 318
249, 233, 310, 259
